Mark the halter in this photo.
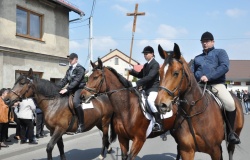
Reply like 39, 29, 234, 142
159, 59, 185, 99
10, 77, 34, 102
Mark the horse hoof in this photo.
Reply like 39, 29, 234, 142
107, 147, 112, 154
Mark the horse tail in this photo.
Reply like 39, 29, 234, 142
109, 113, 117, 143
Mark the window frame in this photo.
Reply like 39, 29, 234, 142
16, 5, 44, 41
115, 57, 119, 65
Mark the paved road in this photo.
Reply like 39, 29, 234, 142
1, 115, 250, 160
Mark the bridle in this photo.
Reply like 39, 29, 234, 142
159, 59, 185, 99
84, 68, 106, 96
10, 76, 34, 102
83, 67, 130, 98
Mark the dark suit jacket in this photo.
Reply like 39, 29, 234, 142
57, 63, 86, 93
130, 58, 160, 95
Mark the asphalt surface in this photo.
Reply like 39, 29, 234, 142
0, 114, 250, 160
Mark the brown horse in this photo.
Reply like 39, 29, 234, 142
81, 58, 177, 160
5, 68, 116, 160
155, 43, 244, 160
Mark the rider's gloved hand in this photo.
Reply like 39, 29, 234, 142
125, 64, 133, 71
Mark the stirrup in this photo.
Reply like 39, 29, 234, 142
152, 123, 162, 132
228, 132, 241, 144
75, 124, 84, 133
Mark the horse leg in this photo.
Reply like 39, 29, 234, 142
57, 136, 66, 160
46, 129, 65, 160
176, 144, 181, 160
227, 143, 235, 160
118, 136, 129, 160
210, 145, 223, 160
179, 149, 195, 160
127, 138, 145, 160
98, 129, 110, 160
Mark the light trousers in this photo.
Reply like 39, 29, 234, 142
212, 84, 235, 111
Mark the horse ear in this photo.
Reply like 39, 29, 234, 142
97, 58, 103, 69
90, 60, 96, 68
158, 44, 168, 59
28, 68, 33, 79
173, 43, 181, 59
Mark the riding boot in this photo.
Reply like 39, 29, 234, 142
226, 109, 240, 144
152, 112, 163, 132
75, 106, 84, 133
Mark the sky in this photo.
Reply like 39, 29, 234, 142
68, 0, 250, 71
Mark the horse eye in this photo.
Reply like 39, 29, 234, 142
93, 76, 98, 80
173, 71, 179, 77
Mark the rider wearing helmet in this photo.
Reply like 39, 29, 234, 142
190, 31, 240, 144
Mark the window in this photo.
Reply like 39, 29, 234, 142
115, 57, 119, 65
16, 6, 43, 40
15, 70, 43, 81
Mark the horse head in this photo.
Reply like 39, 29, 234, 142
5, 68, 35, 103
81, 58, 108, 100
155, 43, 189, 114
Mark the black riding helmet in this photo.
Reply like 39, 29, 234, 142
200, 31, 214, 41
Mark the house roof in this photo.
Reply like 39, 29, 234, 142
50, 0, 84, 16
96, 49, 140, 65
134, 60, 250, 81
226, 60, 250, 81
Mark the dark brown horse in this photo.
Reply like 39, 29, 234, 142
155, 43, 244, 160
5, 68, 116, 160
81, 58, 177, 160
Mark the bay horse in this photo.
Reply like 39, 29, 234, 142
5, 68, 116, 160
81, 58, 177, 160
155, 43, 244, 160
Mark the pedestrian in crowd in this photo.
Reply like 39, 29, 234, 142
57, 53, 86, 133
13, 102, 21, 140
125, 45, 162, 132
0, 88, 10, 148
243, 90, 250, 115
35, 105, 45, 138
190, 31, 240, 144
236, 89, 241, 100
15, 98, 37, 144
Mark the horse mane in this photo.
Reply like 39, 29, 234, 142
34, 77, 64, 98
106, 66, 132, 88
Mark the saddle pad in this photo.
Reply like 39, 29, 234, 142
81, 102, 94, 110
140, 100, 173, 137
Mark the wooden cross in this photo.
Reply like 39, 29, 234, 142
126, 3, 145, 79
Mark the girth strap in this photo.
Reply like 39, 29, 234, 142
186, 117, 200, 152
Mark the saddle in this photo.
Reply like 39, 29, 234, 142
199, 84, 234, 136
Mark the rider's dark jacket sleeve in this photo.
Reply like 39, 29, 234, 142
57, 64, 86, 93
129, 58, 160, 95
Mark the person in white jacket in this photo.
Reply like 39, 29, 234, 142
15, 98, 37, 144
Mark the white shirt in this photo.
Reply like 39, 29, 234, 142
15, 98, 36, 119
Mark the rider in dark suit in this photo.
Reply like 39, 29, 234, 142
58, 53, 86, 133
126, 46, 162, 132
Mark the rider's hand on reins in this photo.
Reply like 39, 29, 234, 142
59, 88, 68, 94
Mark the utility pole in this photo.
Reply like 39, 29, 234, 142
126, 3, 145, 79
88, 16, 93, 76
